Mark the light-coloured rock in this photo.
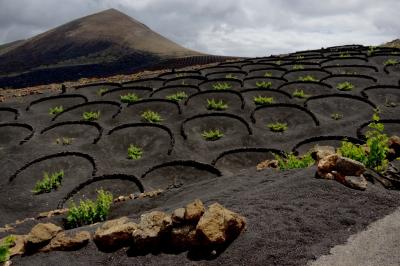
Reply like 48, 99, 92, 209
172, 208, 185, 225
196, 203, 246, 246
132, 211, 172, 249
40, 231, 90, 252
336, 156, 365, 176
317, 154, 339, 179
184, 199, 205, 223
93, 217, 138, 250
311, 145, 336, 161
26, 223, 62, 251
344, 175, 368, 191
256, 159, 279, 171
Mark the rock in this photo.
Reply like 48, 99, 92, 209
171, 208, 185, 225
317, 154, 339, 179
25, 223, 62, 251
336, 156, 365, 176
93, 217, 138, 251
388, 136, 400, 160
132, 211, 172, 250
311, 145, 336, 161
196, 203, 246, 246
170, 225, 197, 250
256, 159, 279, 171
184, 199, 205, 223
344, 175, 368, 190
40, 231, 90, 252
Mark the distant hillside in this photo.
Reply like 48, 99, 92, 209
0, 9, 222, 88
382, 39, 400, 48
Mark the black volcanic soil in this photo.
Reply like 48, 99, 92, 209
1, 44, 400, 265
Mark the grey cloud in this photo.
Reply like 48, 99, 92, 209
0, 0, 399, 56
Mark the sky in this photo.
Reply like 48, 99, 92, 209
0, 0, 399, 57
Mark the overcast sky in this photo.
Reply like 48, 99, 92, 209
0, 0, 399, 57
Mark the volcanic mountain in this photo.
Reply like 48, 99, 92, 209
0, 9, 226, 88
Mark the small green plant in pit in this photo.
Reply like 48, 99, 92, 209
275, 60, 282, 65
331, 113, 343, 120
202, 129, 224, 141
336, 81, 354, 91
66, 189, 113, 228
292, 89, 310, 99
296, 55, 305, 60
56, 137, 73, 145
256, 81, 273, 88
264, 72, 273, 77
120, 93, 141, 103
384, 59, 398, 66
181, 80, 187, 85
339, 52, 350, 58
127, 144, 143, 160
49, 106, 64, 115
176, 73, 186, 77
274, 152, 315, 170
293, 64, 304, 70
166, 91, 188, 102
212, 82, 232, 90
33, 170, 64, 194
367, 46, 379, 56
225, 74, 238, 79
141, 110, 162, 123
97, 88, 108, 96
207, 99, 228, 110
82, 111, 100, 121
267, 122, 288, 132
338, 110, 389, 172
253, 95, 274, 105
298, 75, 318, 82
0, 235, 16, 263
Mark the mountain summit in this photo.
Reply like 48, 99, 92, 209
0, 9, 204, 86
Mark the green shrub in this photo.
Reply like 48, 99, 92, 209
82, 111, 100, 121
367, 46, 378, 56
253, 95, 274, 105
338, 111, 389, 172
275, 60, 282, 65
0, 235, 16, 263
274, 152, 315, 170
120, 93, 141, 103
206, 99, 228, 110
292, 89, 310, 99
202, 129, 224, 141
212, 82, 232, 90
384, 59, 398, 66
141, 110, 162, 123
337, 81, 354, 91
296, 55, 305, 60
97, 88, 108, 96
33, 170, 64, 194
298, 75, 318, 82
267, 122, 288, 132
293, 64, 304, 70
225, 74, 238, 79
66, 190, 113, 228
166, 91, 188, 102
127, 144, 143, 160
256, 81, 273, 88
49, 106, 64, 115
264, 72, 273, 77
331, 113, 343, 120
339, 52, 350, 58
56, 137, 73, 145
176, 73, 186, 77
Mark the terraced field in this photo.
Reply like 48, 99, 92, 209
1, 44, 400, 265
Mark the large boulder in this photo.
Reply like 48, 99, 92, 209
317, 154, 339, 179
196, 203, 246, 246
93, 217, 138, 251
170, 224, 197, 250
25, 223, 62, 251
132, 211, 172, 250
184, 199, 205, 223
336, 157, 365, 176
40, 231, 90, 252
344, 176, 368, 191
